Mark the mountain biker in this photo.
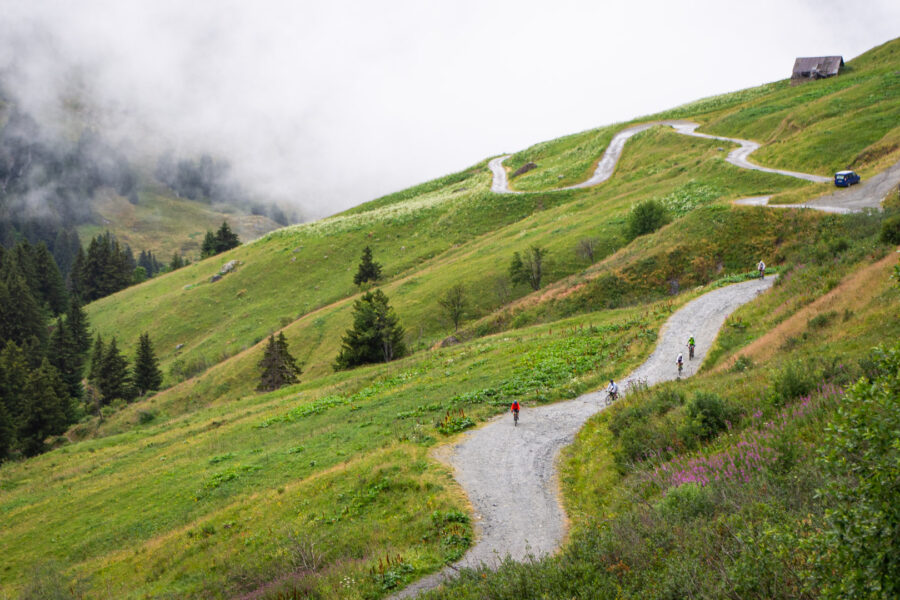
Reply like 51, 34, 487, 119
510, 400, 520, 422
676, 352, 684, 374
757, 260, 766, 279
606, 379, 619, 403
688, 336, 696, 360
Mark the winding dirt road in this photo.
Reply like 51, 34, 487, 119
488, 120, 830, 196
395, 123, 900, 597
395, 277, 775, 598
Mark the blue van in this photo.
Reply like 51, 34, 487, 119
834, 170, 860, 187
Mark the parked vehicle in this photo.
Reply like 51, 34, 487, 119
834, 170, 861, 187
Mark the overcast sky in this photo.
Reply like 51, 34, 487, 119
1, 0, 898, 219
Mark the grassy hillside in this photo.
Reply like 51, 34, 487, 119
78, 187, 282, 260
420, 220, 899, 600
1, 37, 899, 600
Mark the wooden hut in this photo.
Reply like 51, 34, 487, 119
791, 56, 844, 85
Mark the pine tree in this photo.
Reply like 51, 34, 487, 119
0, 400, 13, 461
353, 246, 382, 286
0, 341, 28, 425
334, 289, 406, 370
18, 360, 70, 457
133, 333, 163, 396
257, 332, 301, 391
215, 221, 240, 253
66, 296, 92, 356
32, 242, 68, 314
88, 334, 105, 387
97, 337, 132, 404
169, 252, 185, 271
201, 231, 218, 258
0, 271, 47, 346
48, 318, 84, 400
67, 246, 87, 298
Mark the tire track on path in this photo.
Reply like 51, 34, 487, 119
394, 277, 775, 598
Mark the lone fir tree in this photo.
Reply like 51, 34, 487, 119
334, 289, 406, 370
257, 332, 301, 392
133, 333, 163, 396
353, 246, 382, 286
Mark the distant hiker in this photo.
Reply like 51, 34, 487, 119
757, 260, 766, 279
688, 336, 696, 360
606, 379, 619, 405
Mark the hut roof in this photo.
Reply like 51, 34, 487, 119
792, 56, 844, 78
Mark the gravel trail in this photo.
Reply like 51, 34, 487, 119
489, 120, 830, 195
733, 157, 900, 214
393, 277, 775, 598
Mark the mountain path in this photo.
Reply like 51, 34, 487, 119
394, 277, 775, 598
489, 119, 899, 213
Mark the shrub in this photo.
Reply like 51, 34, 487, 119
879, 214, 900, 244
731, 355, 754, 372
768, 361, 817, 407
683, 392, 733, 443
812, 343, 900, 598
627, 199, 670, 240
655, 483, 714, 522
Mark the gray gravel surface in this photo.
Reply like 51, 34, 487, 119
733, 158, 900, 213
393, 277, 775, 598
489, 120, 830, 195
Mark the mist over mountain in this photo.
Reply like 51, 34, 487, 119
3, 0, 898, 224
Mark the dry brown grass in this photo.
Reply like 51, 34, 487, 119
718, 252, 898, 371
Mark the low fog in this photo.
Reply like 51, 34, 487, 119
1, 0, 897, 220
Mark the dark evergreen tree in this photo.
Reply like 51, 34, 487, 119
18, 360, 69, 457
79, 233, 134, 301
201, 231, 218, 258
0, 400, 13, 461
65, 297, 92, 356
47, 318, 84, 400
32, 242, 68, 315
0, 341, 28, 426
215, 221, 240, 253
133, 333, 163, 396
169, 252, 185, 271
88, 334, 105, 386
67, 246, 87, 298
334, 289, 406, 370
353, 246, 382, 286
257, 332, 301, 392
0, 272, 47, 346
96, 337, 132, 404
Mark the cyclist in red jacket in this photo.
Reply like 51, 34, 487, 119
511, 401, 520, 426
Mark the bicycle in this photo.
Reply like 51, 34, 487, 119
688, 343, 695, 360
605, 391, 618, 407
677, 360, 684, 377
513, 409, 519, 427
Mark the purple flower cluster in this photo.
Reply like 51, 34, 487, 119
648, 383, 843, 492
653, 430, 777, 488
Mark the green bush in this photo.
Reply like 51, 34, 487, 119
627, 199, 670, 240
879, 214, 900, 244
812, 343, 900, 598
768, 361, 817, 407
683, 392, 733, 443
655, 483, 714, 522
